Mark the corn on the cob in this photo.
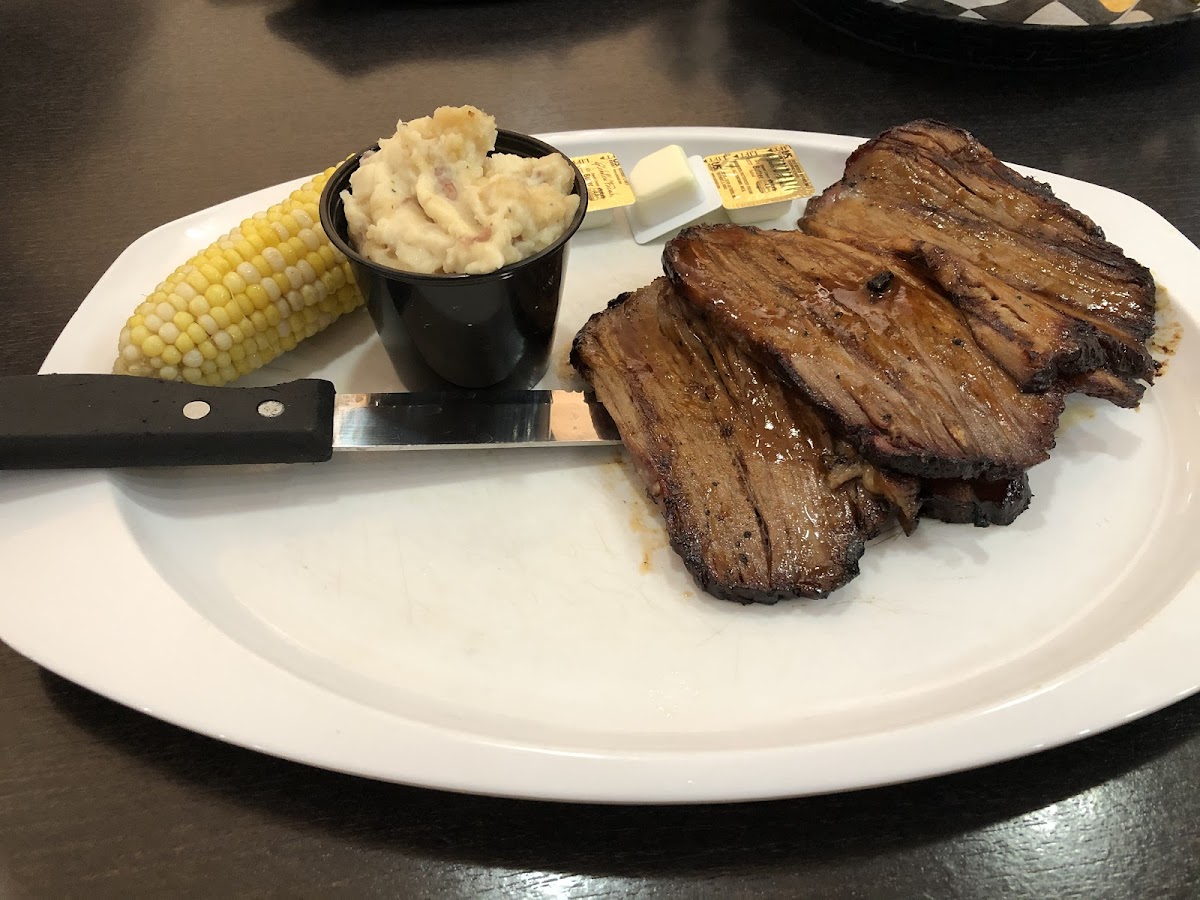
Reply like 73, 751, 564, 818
113, 168, 362, 386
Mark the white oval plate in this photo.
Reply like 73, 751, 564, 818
4, 127, 1199, 803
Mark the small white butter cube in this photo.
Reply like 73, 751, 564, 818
727, 198, 796, 225
628, 145, 702, 230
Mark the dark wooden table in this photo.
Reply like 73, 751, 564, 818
3, 1, 1200, 896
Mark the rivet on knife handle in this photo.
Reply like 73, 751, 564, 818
0, 375, 336, 469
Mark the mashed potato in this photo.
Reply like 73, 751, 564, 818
342, 106, 580, 276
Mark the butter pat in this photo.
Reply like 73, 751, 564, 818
704, 145, 814, 224
628, 145, 723, 245
629, 145, 696, 219
571, 152, 635, 231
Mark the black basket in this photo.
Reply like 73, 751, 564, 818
789, 0, 1200, 68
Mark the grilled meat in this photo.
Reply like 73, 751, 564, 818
571, 121, 1155, 601
663, 224, 1063, 481
801, 119, 1155, 406
921, 475, 1032, 527
571, 278, 917, 603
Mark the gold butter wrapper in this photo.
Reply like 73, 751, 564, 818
572, 153, 635, 213
703, 145, 814, 210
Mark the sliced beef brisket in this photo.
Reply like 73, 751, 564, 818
800, 119, 1155, 406
663, 224, 1063, 481
571, 278, 915, 603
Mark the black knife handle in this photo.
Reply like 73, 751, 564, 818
0, 375, 336, 469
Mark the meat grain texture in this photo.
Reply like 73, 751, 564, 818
571, 278, 916, 603
664, 225, 1064, 481
801, 119, 1156, 407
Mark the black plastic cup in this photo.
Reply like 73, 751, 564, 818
320, 132, 588, 390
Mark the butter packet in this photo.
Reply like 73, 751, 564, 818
703, 145, 815, 224
572, 153, 636, 230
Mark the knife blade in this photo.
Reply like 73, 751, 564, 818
0, 374, 620, 470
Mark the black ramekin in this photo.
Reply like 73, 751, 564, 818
320, 131, 588, 390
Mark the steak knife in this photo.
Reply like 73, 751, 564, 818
0, 375, 621, 469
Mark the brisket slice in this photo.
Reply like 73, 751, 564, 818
800, 120, 1155, 406
570, 278, 918, 603
663, 224, 1063, 481
921, 475, 1031, 528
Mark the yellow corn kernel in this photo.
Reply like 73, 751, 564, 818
204, 284, 231, 307
245, 283, 270, 310
185, 271, 209, 294
223, 272, 247, 296
304, 251, 327, 277
276, 241, 297, 267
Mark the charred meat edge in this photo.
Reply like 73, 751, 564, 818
921, 475, 1032, 528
